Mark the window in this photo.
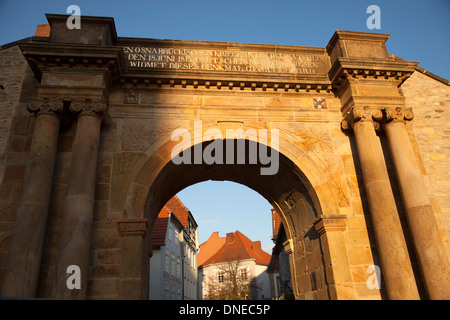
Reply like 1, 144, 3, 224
171, 283, 176, 300
164, 281, 170, 300
171, 252, 176, 275
188, 250, 191, 267
177, 285, 181, 300
177, 256, 181, 277
165, 251, 170, 272
168, 224, 173, 242
218, 271, 224, 283
311, 271, 318, 291
240, 268, 248, 281
193, 253, 197, 270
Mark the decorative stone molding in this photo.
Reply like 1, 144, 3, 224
119, 77, 333, 93
27, 97, 63, 117
69, 98, 108, 119
341, 106, 384, 131
313, 216, 347, 235
118, 218, 148, 238
282, 239, 293, 255
19, 42, 123, 82
342, 106, 414, 132
385, 106, 414, 124
328, 58, 418, 91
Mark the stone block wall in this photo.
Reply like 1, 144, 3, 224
0, 53, 386, 299
400, 71, 450, 255
0, 45, 38, 284
0, 38, 449, 299
0, 46, 31, 182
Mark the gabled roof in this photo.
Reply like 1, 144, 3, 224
165, 195, 191, 229
198, 230, 271, 267
197, 232, 226, 266
150, 196, 190, 246
150, 206, 172, 246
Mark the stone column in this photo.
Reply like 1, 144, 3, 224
384, 108, 450, 299
118, 219, 148, 300
343, 107, 420, 300
0, 98, 63, 298
53, 99, 107, 299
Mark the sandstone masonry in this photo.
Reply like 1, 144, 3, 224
0, 14, 449, 300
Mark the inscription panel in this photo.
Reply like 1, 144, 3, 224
123, 46, 330, 75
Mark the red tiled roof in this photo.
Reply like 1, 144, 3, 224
198, 231, 271, 267
165, 195, 190, 229
197, 232, 226, 266
150, 195, 194, 246
272, 209, 281, 240
150, 206, 171, 246
35, 24, 50, 37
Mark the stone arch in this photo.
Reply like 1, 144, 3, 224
118, 121, 353, 299
123, 121, 342, 221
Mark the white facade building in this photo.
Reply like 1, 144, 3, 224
149, 196, 199, 300
197, 231, 271, 300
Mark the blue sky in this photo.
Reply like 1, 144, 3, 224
177, 181, 274, 252
1, 0, 449, 252
1, 0, 449, 79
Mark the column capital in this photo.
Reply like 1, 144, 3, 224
27, 97, 63, 117
341, 106, 384, 131
69, 98, 108, 120
343, 106, 415, 131
385, 107, 414, 125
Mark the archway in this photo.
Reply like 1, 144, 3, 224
166, 180, 274, 300
177, 180, 274, 253
118, 123, 352, 300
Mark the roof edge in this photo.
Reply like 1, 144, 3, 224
414, 66, 450, 86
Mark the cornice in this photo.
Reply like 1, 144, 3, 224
18, 41, 125, 82
18, 40, 334, 93
117, 75, 333, 93
45, 13, 117, 44
329, 57, 419, 88
326, 30, 390, 54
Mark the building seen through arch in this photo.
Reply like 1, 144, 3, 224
197, 230, 271, 300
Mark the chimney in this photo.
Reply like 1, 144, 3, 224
226, 232, 234, 244
253, 241, 262, 251
35, 24, 51, 37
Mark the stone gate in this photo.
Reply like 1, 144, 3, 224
0, 14, 449, 300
